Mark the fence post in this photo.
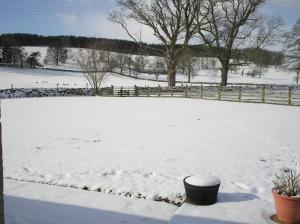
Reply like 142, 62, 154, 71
0, 101, 4, 224
171, 87, 173, 97
120, 86, 123, 97
147, 86, 150, 97
111, 85, 114, 96
288, 86, 292, 105
185, 85, 188, 98
262, 86, 265, 103
158, 85, 161, 97
134, 85, 137, 97
218, 87, 221, 100
200, 85, 203, 99
238, 86, 242, 102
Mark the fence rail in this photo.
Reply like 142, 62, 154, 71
100, 85, 300, 106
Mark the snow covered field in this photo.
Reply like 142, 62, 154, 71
0, 46, 298, 91
0, 66, 164, 90
2, 97, 300, 210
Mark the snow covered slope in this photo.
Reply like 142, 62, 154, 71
16, 46, 299, 86
0, 66, 165, 90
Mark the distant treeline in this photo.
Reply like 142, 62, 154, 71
0, 33, 283, 66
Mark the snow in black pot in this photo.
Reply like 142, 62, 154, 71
183, 175, 221, 205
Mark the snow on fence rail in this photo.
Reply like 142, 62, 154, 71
102, 85, 300, 106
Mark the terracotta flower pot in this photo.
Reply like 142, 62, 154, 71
272, 188, 300, 224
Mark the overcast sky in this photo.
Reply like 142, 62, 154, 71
0, 0, 299, 48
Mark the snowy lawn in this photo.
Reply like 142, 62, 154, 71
2, 97, 300, 207
5, 179, 176, 224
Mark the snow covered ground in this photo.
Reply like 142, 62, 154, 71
2, 97, 300, 217
5, 179, 176, 224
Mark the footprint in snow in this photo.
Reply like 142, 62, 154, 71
22, 167, 32, 173
143, 172, 156, 178
93, 139, 101, 143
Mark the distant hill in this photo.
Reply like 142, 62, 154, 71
0, 33, 283, 66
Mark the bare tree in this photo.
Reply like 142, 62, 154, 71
45, 45, 68, 66
127, 54, 133, 76
195, 0, 282, 86
284, 19, 300, 84
151, 56, 166, 81
116, 53, 128, 75
133, 54, 148, 74
109, 0, 201, 86
77, 45, 107, 96
179, 48, 197, 82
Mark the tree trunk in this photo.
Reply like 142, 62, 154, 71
20, 56, 23, 68
297, 71, 299, 84
167, 68, 176, 87
221, 62, 229, 86
166, 50, 177, 87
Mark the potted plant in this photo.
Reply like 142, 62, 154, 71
272, 168, 300, 224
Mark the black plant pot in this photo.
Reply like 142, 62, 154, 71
183, 176, 220, 205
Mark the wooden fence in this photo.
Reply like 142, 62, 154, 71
99, 85, 300, 106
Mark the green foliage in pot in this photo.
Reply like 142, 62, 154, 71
273, 168, 300, 197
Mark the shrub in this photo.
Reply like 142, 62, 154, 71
273, 168, 300, 196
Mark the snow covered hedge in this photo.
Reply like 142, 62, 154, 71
0, 88, 93, 99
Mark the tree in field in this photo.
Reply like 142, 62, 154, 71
151, 56, 166, 81
195, 0, 282, 86
45, 45, 68, 65
178, 48, 197, 83
284, 19, 300, 84
133, 54, 148, 74
15, 47, 28, 68
1, 44, 13, 65
103, 51, 118, 73
0, 44, 28, 68
116, 53, 128, 75
77, 45, 109, 95
127, 54, 133, 76
26, 51, 41, 68
109, 0, 201, 86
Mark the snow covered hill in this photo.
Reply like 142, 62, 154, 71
0, 46, 292, 90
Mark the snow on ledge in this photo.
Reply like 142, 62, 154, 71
185, 175, 220, 187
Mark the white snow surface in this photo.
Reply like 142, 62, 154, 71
185, 175, 220, 187
5, 179, 176, 224
2, 97, 300, 208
